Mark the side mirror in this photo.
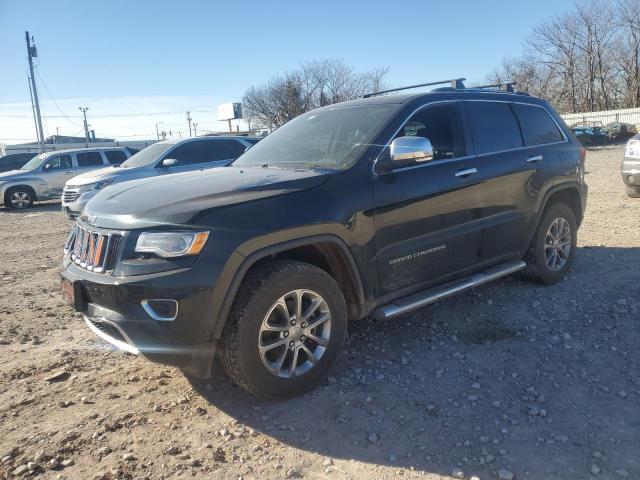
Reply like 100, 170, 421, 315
43, 163, 51, 171
389, 136, 434, 163
161, 158, 178, 167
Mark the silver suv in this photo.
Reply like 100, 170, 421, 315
62, 136, 259, 218
0, 147, 132, 209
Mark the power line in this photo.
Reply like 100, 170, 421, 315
35, 70, 80, 127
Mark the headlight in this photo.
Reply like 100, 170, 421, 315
90, 179, 114, 191
625, 140, 640, 159
135, 231, 209, 258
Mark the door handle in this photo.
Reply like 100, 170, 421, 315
65, 171, 74, 174
454, 167, 478, 177
526, 155, 544, 163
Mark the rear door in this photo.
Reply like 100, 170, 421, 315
372, 101, 484, 295
467, 100, 566, 263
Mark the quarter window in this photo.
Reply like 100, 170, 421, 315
105, 150, 128, 165
395, 103, 466, 161
465, 102, 523, 154
512, 104, 564, 146
76, 151, 104, 167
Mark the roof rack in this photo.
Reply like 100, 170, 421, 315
362, 78, 466, 98
470, 81, 517, 93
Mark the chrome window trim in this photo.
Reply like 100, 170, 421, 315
372, 98, 569, 176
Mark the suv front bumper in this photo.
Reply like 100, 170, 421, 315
622, 156, 640, 186
61, 187, 97, 218
61, 260, 219, 378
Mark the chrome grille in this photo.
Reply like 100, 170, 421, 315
62, 187, 80, 203
64, 223, 122, 274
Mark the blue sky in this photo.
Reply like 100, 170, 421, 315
0, 0, 573, 143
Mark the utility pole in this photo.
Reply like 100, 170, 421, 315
26, 31, 45, 152
192, 122, 198, 136
155, 121, 163, 141
186, 111, 192, 137
78, 107, 90, 147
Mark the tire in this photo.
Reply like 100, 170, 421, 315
524, 202, 577, 285
221, 260, 347, 399
626, 185, 640, 198
5, 187, 34, 209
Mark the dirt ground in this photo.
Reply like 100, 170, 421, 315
0, 146, 638, 480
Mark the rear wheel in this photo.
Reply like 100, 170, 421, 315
525, 202, 577, 285
5, 187, 34, 209
221, 260, 347, 399
626, 185, 640, 198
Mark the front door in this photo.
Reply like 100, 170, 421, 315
41, 154, 74, 197
372, 102, 484, 295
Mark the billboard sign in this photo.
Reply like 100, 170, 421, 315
218, 102, 242, 121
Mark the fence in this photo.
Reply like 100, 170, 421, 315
0, 139, 158, 157
560, 107, 640, 127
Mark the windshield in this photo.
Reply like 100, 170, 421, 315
121, 143, 174, 168
233, 104, 399, 171
20, 153, 46, 170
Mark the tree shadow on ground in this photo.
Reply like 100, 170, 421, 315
188, 246, 640, 479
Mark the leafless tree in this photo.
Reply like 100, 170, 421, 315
242, 59, 388, 129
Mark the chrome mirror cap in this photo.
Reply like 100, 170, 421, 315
390, 136, 434, 162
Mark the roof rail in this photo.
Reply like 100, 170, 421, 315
471, 81, 517, 93
362, 78, 466, 98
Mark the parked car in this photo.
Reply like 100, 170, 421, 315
61, 136, 259, 218
622, 133, 640, 197
603, 122, 637, 143
61, 79, 587, 398
571, 125, 606, 146
0, 147, 132, 209
0, 152, 38, 173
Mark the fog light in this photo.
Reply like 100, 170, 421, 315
142, 299, 178, 321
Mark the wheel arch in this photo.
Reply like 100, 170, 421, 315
210, 235, 365, 340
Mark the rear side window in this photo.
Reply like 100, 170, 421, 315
465, 102, 523, 154
512, 104, 564, 146
105, 150, 128, 165
76, 151, 104, 167
206, 139, 247, 160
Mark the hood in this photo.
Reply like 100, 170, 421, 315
0, 169, 30, 181
82, 166, 329, 229
66, 165, 136, 186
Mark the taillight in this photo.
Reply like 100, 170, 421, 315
580, 147, 586, 163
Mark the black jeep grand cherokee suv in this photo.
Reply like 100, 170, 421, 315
62, 80, 587, 398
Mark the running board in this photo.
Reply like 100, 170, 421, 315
373, 260, 526, 320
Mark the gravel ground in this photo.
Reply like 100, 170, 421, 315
0, 146, 638, 480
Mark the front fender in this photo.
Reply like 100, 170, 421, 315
0, 178, 47, 202
208, 232, 365, 341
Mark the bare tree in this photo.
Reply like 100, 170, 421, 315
616, 0, 640, 107
242, 59, 388, 129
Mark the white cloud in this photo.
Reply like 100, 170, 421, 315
0, 95, 249, 145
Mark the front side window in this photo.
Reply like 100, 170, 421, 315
465, 101, 523, 155
394, 103, 466, 161
45, 154, 72, 170
105, 150, 128, 164
163, 141, 216, 166
512, 104, 564, 146
76, 151, 104, 167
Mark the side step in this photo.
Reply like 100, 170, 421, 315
373, 260, 526, 320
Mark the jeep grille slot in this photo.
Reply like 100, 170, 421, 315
65, 224, 122, 274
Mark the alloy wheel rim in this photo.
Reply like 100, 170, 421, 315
10, 191, 31, 208
544, 217, 571, 271
258, 289, 332, 378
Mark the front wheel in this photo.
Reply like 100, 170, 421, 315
626, 185, 640, 198
524, 202, 577, 285
221, 261, 347, 399
5, 187, 34, 209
